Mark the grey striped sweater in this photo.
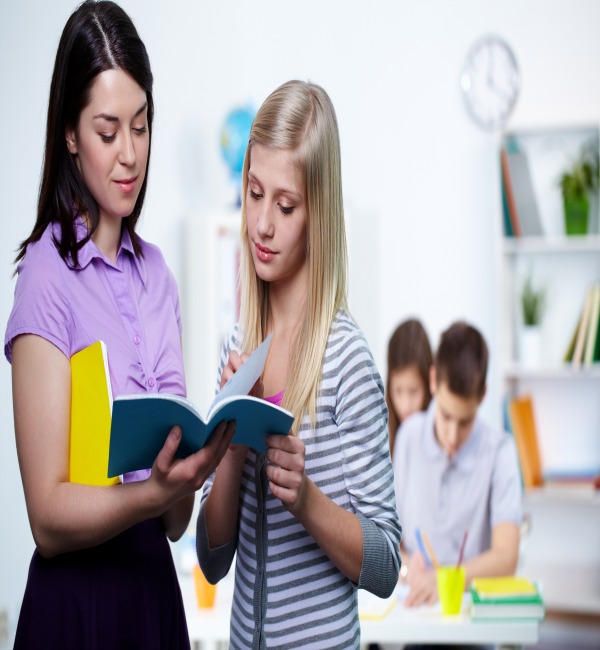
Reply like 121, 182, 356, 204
196, 310, 402, 649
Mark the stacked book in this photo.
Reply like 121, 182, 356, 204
563, 282, 600, 368
470, 576, 545, 621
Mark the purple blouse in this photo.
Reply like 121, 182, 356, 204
4, 220, 185, 481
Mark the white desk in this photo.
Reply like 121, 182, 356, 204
182, 575, 540, 650
359, 591, 539, 649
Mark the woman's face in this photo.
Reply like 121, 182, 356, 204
389, 365, 427, 424
245, 144, 308, 292
65, 68, 149, 224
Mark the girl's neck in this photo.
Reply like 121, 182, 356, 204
268, 272, 308, 336
90, 216, 122, 263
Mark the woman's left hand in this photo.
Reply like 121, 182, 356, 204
265, 433, 307, 515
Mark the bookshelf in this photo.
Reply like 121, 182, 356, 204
498, 124, 600, 615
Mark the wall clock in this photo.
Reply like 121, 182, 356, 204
460, 34, 520, 132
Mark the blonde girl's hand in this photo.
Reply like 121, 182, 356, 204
220, 350, 264, 397
265, 433, 306, 515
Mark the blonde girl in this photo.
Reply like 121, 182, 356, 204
196, 80, 401, 649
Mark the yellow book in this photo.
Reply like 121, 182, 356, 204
358, 590, 398, 621
70, 341, 119, 485
471, 576, 537, 598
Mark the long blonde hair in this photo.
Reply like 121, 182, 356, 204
239, 80, 348, 431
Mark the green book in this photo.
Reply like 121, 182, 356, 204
470, 584, 545, 621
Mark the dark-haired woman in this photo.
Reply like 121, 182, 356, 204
4, 2, 233, 647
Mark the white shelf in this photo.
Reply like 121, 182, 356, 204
503, 234, 600, 255
498, 126, 600, 618
523, 485, 600, 506
503, 363, 600, 380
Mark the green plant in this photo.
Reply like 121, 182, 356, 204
559, 143, 599, 203
521, 274, 545, 326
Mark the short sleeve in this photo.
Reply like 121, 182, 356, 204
4, 238, 73, 362
490, 434, 523, 527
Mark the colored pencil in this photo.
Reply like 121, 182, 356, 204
421, 531, 441, 569
414, 528, 432, 568
456, 528, 469, 568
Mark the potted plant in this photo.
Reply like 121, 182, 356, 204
519, 273, 545, 366
521, 273, 545, 327
559, 143, 599, 235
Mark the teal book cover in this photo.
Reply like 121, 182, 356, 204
107, 335, 294, 477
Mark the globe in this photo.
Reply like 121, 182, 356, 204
220, 106, 255, 205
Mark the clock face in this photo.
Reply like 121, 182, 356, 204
461, 35, 520, 132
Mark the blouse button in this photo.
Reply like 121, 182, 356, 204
133, 335, 141, 345
148, 377, 156, 388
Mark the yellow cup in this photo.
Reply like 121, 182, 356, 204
436, 565, 465, 616
193, 564, 217, 608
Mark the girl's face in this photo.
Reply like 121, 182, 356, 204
389, 365, 427, 425
66, 68, 149, 224
246, 144, 308, 291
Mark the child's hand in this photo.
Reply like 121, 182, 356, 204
265, 433, 306, 515
402, 550, 438, 607
406, 549, 427, 584
404, 567, 438, 607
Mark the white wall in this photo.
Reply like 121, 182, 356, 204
1, 0, 600, 640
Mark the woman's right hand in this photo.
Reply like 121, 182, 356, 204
151, 420, 236, 504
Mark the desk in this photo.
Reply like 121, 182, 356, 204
182, 575, 540, 650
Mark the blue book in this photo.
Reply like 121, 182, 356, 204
107, 336, 293, 477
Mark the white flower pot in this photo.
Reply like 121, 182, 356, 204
519, 325, 542, 366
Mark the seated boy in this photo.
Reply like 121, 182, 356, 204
392, 321, 522, 607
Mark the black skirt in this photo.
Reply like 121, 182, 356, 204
13, 518, 190, 650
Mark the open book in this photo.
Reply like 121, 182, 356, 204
108, 335, 293, 477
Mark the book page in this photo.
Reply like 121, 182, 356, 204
207, 334, 272, 418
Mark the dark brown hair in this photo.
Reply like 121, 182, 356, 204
386, 318, 433, 453
435, 321, 488, 399
15, 0, 153, 267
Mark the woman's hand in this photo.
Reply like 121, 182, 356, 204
151, 420, 236, 541
151, 421, 236, 506
265, 433, 307, 515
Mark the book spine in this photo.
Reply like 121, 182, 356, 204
500, 148, 522, 237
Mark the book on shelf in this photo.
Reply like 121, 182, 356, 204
70, 341, 119, 486
565, 282, 600, 366
501, 144, 544, 237
500, 148, 521, 237
542, 469, 600, 493
584, 284, 600, 367
508, 395, 543, 489
470, 576, 545, 621
108, 335, 294, 477
500, 162, 514, 237
563, 309, 582, 363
